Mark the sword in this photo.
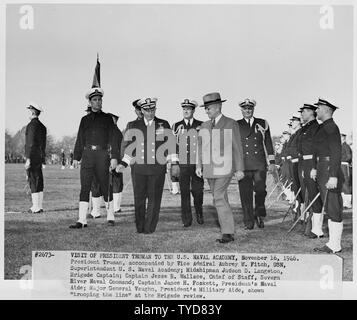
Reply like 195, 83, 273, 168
267, 181, 292, 209
107, 170, 113, 209
282, 186, 301, 222
267, 179, 288, 202
286, 192, 321, 234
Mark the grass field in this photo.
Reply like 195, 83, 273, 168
4, 164, 353, 281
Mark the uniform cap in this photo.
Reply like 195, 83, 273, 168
314, 98, 338, 111
27, 102, 43, 112
239, 98, 256, 108
139, 97, 157, 109
85, 87, 104, 100
181, 99, 198, 108
299, 104, 317, 112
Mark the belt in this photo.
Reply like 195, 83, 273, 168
286, 156, 292, 160
317, 156, 330, 162
302, 155, 313, 160
281, 157, 285, 160
291, 158, 299, 163
341, 161, 350, 166
84, 145, 106, 151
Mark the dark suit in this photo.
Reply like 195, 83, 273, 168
25, 117, 47, 193
173, 118, 204, 225
237, 117, 274, 228
121, 117, 174, 233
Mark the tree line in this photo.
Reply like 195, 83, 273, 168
5, 127, 76, 164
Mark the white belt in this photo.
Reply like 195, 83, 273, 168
286, 156, 292, 160
291, 158, 299, 163
281, 157, 286, 160
341, 162, 350, 166
302, 155, 313, 160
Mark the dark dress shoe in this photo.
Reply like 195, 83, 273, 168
244, 225, 254, 230
107, 220, 115, 226
114, 209, 122, 214
308, 233, 324, 239
314, 245, 341, 254
144, 230, 153, 234
196, 213, 204, 225
216, 234, 234, 243
255, 217, 264, 228
69, 222, 87, 229
28, 209, 41, 214
183, 223, 192, 228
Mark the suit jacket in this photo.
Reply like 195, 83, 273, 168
237, 117, 274, 171
121, 117, 174, 175
172, 118, 202, 166
25, 117, 47, 164
197, 114, 244, 178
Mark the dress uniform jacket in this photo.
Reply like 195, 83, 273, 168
173, 119, 202, 166
173, 118, 204, 226
25, 117, 47, 192
312, 118, 343, 222
73, 110, 119, 202
25, 118, 47, 164
237, 117, 274, 228
121, 117, 172, 175
237, 118, 274, 171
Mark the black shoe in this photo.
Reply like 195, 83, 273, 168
313, 245, 341, 254
308, 233, 324, 239
88, 215, 101, 219
39, 209, 44, 213
28, 209, 41, 214
107, 220, 115, 226
255, 216, 264, 228
69, 222, 87, 229
183, 223, 192, 228
144, 231, 153, 234
216, 234, 234, 243
196, 212, 204, 225
114, 209, 122, 214
244, 225, 254, 230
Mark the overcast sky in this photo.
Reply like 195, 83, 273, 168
5, 3, 353, 140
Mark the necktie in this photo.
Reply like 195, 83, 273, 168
212, 119, 215, 128
248, 119, 251, 127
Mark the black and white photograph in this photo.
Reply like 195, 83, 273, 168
1, 0, 355, 301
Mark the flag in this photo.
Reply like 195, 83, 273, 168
92, 53, 101, 88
